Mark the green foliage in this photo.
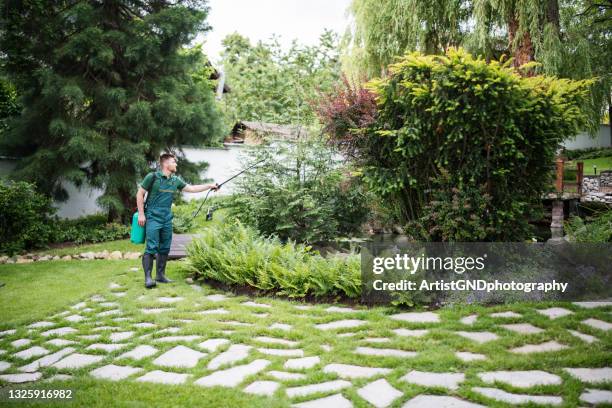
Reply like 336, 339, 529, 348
224, 137, 370, 244
172, 204, 195, 233
220, 31, 341, 127
184, 220, 361, 299
351, 48, 592, 241
565, 209, 612, 242
0, 180, 56, 255
564, 147, 612, 161
0, 1, 224, 222
0, 77, 20, 136
49, 214, 129, 245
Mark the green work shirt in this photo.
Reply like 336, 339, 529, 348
139, 170, 187, 207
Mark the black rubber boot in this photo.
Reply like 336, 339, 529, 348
155, 253, 173, 283
142, 253, 156, 289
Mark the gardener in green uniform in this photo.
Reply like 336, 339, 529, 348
136, 153, 219, 289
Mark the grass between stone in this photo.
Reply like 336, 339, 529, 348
0, 259, 610, 408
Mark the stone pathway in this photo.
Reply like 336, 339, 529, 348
0, 284, 610, 408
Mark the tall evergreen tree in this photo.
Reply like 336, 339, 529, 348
0, 0, 224, 222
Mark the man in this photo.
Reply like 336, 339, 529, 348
136, 153, 219, 289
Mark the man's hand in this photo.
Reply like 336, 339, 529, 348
210, 183, 220, 192
138, 213, 146, 227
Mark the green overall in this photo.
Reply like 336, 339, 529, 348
140, 171, 185, 255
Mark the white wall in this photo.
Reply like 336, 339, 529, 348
562, 124, 611, 150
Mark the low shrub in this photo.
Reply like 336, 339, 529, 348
564, 147, 612, 161
183, 220, 361, 299
565, 209, 612, 242
50, 215, 129, 245
0, 180, 56, 255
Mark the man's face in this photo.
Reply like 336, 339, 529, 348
163, 158, 178, 173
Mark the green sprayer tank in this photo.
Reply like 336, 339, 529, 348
130, 212, 145, 244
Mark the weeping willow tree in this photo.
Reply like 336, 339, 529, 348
342, 0, 610, 135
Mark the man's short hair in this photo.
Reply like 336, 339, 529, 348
159, 153, 177, 166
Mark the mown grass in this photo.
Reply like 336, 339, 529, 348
0, 260, 610, 408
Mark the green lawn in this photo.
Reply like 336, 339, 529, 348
0, 259, 610, 407
566, 156, 612, 176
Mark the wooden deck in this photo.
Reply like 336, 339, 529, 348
168, 234, 201, 259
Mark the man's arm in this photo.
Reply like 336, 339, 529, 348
136, 186, 147, 226
182, 183, 220, 193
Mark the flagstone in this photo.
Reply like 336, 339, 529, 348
109, 282, 122, 289
153, 345, 207, 368
326, 306, 357, 313
97, 309, 121, 317
563, 367, 612, 384
393, 329, 428, 337
354, 346, 417, 358
0, 372, 42, 383
99, 302, 119, 307
71, 302, 87, 309
113, 292, 127, 297
338, 332, 356, 337
478, 370, 562, 387
510, 341, 568, 354
242, 301, 272, 308
46, 339, 76, 347
568, 330, 598, 343
0, 361, 10, 371
389, 312, 439, 323
0, 349, 5, 355
244, 380, 280, 396
254, 336, 298, 347
136, 370, 191, 384
252, 313, 269, 318
322, 363, 391, 379
500, 323, 544, 334
472, 387, 562, 406
283, 356, 319, 369
294, 305, 313, 310
580, 389, 612, 405
85, 343, 128, 352
357, 378, 403, 408
205, 294, 229, 302
259, 348, 304, 357
195, 359, 270, 387
268, 370, 307, 381
292, 393, 353, 408
460, 314, 478, 325
198, 308, 229, 315
400, 370, 465, 390
109, 331, 134, 342
455, 351, 487, 362
14, 346, 50, 360
455, 331, 499, 344
52, 353, 104, 369
198, 338, 230, 352
573, 300, 612, 309
190, 284, 202, 291
157, 296, 184, 303
118, 345, 159, 360
141, 308, 171, 314
208, 344, 252, 369
314, 319, 365, 330
582, 318, 612, 331
133, 322, 157, 329
158, 327, 181, 334
112, 317, 130, 322
18, 347, 76, 372
0, 329, 17, 337
537, 307, 573, 319
27, 321, 55, 329
11, 339, 32, 348
270, 323, 292, 331
90, 364, 143, 381
41, 327, 78, 337
490, 311, 522, 318
286, 379, 351, 397
92, 326, 122, 332
402, 395, 485, 408
153, 335, 201, 344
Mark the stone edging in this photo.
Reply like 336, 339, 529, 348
0, 251, 142, 264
